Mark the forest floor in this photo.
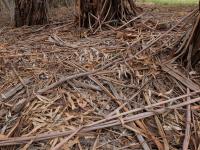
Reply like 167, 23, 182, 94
0, 3, 199, 150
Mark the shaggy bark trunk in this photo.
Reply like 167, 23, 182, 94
186, 14, 200, 68
48, 0, 73, 8
0, 0, 15, 23
15, 0, 49, 27
78, 0, 139, 28
174, 11, 200, 69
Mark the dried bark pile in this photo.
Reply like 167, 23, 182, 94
15, 0, 49, 27
78, 0, 140, 28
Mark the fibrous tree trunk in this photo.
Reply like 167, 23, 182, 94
175, 10, 200, 69
0, 0, 10, 11
78, 0, 140, 28
186, 14, 200, 68
48, 0, 73, 8
0, 0, 15, 23
15, 0, 49, 27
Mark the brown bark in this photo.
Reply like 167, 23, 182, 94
78, 0, 140, 28
175, 13, 200, 69
15, 0, 49, 27
48, 0, 73, 8
188, 15, 200, 67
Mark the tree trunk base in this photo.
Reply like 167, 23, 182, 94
15, 0, 49, 27
78, 0, 140, 28
174, 12, 200, 69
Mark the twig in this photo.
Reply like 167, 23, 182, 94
117, 13, 145, 30
87, 93, 200, 127
51, 127, 82, 150
0, 78, 32, 101
133, 8, 198, 57
183, 88, 191, 150
0, 96, 199, 146
161, 63, 199, 91
37, 71, 97, 94
108, 82, 151, 150
124, 125, 150, 150
143, 92, 169, 150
